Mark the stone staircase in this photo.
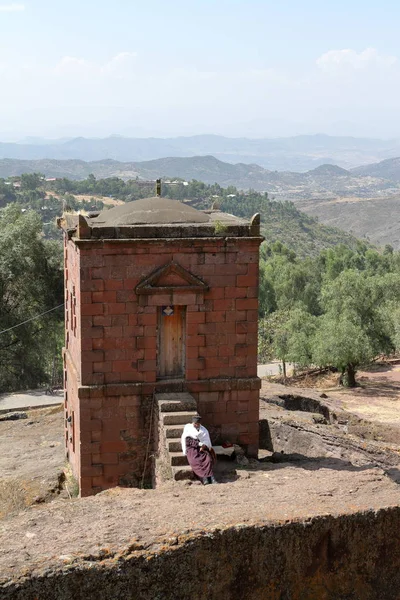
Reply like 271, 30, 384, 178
156, 392, 198, 482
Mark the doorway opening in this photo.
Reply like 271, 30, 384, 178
157, 305, 186, 379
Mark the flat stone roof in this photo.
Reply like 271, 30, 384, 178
57, 197, 261, 240
91, 198, 211, 227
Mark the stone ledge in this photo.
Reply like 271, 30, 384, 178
72, 236, 264, 247
77, 378, 262, 399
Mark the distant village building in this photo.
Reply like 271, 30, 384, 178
59, 197, 262, 496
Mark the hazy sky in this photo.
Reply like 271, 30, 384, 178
1, 0, 400, 139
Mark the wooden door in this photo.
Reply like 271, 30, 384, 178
157, 306, 186, 378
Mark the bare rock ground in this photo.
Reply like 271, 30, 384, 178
0, 406, 66, 518
2, 367, 400, 584
259, 364, 400, 483
264, 362, 400, 444
1, 463, 400, 583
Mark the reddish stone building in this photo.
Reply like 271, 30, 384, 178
60, 198, 262, 496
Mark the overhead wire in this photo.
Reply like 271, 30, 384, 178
0, 303, 65, 336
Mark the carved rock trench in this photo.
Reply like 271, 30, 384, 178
260, 392, 400, 480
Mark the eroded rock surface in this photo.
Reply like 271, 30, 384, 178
3, 383, 400, 598
260, 382, 400, 483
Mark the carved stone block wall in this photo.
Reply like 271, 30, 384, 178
64, 236, 261, 496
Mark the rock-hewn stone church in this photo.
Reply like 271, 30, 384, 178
59, 197, 262, 496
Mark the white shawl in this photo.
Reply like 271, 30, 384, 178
181, 423, 212, 455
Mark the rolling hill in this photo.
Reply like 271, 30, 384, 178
352, 157, 400, 182
2, 153, 400, 251
0, 155, 397, 200
230, 198, 363, 258
297, 194, 400, 249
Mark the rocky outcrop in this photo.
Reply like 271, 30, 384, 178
259, 388, 400, 479
3, 507, 400, 600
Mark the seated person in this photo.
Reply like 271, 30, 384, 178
181, 415, 217, 485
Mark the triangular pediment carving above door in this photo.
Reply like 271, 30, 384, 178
136, 261, 209, 295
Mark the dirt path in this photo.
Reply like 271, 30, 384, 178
263, 363, 400, 429
0, 389, 63, 413
323, 364, 400, 427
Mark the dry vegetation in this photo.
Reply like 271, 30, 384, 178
45, 192, 124, 207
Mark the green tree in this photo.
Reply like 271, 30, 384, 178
258, 310, 289, 374
313, 270, 394, 386
259, 243, 321, 316
313, 315, 373, 387
20, 172, 44, 191
0, 205, 64, 392
258, 261, 277, 316
0, 179, 16, 207
259, 308, 317, 377
283, 308, 318, 367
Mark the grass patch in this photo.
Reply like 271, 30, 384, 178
63, 463, 79, 498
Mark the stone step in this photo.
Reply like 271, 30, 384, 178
156, 392, 195, 402
158, 399, 197, 413
162, 411, 198, 426
164, 425, 184, 438
156, 392, 197, 413
167, 438, 182, 453
172, 465, 194, 481
169, 451, 189, 467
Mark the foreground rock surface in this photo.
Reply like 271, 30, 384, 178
2, 465, 400, 599
3, 375, 400, 599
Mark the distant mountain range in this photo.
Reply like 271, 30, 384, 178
2, 152, 400, 249
2, 133, 400, 171
1, 155, 400, 200
291, 157, 400, 249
